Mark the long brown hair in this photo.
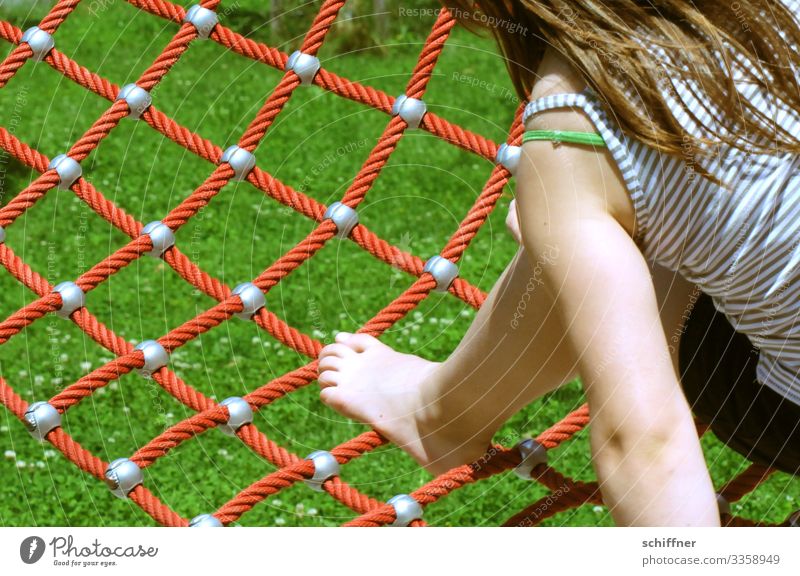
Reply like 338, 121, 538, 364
440, 0, 800, 172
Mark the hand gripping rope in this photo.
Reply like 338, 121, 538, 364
0, 0, 791, 527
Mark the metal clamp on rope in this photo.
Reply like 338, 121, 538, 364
48, 154, 82, 190
323, 202, 359, 239
134, 339, 169, 378
513, 438, 547, 480
286, 51, 321, 85
495, 143, 521, 176
183, 5, 218, 39
423, 255, 458, 292
387, 494, 423, 526
23, 401, 61, 441
231, 282, 266, 320
218, 397, 253, 436
140, 221, 175, 258
52, 281, 85, 319
189, 513, 223, 527
21, 26, 54, 61
117, 84, 152, 120
105, 458, 143, 499
304, 450, 340, 492
220, 145, 255, 181
392, 94, 427, 129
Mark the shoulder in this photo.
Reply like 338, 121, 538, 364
519, 48, 636, 238
524, 47, 597, 134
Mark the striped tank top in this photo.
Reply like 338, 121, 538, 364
521, 17, 800, 406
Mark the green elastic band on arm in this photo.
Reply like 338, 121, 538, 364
523, 129, 606, 147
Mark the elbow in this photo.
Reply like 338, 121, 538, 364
590, 412, 682, 462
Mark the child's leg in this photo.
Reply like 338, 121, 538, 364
318, 245, 579, 474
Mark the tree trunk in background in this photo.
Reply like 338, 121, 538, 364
339, 0, 356, 36
374, 0, 388, 39
270, 0, 280, 35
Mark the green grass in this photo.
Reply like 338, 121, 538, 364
0, 0, 797, 527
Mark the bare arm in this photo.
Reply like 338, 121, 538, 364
516, 50, 719, 526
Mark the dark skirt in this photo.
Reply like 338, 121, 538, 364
679, 292, 800, 475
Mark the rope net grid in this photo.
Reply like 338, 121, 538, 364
0, 0, 793, 527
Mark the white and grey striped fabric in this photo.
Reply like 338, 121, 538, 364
521, 16, 800, 406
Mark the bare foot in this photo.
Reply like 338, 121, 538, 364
317, 332, 493, 475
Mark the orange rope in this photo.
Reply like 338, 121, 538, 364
0, 0, 788, 527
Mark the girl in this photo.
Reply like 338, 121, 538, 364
317, 0, 800, 526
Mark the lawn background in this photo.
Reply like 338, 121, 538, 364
0, 0, 796, 526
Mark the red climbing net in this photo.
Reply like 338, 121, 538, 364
0, 0, 791, 527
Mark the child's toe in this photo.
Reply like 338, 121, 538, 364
317, 369, 341, 389
319, 342, 355, 360
339, 333, 380, 353
318, 355, 343, 374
